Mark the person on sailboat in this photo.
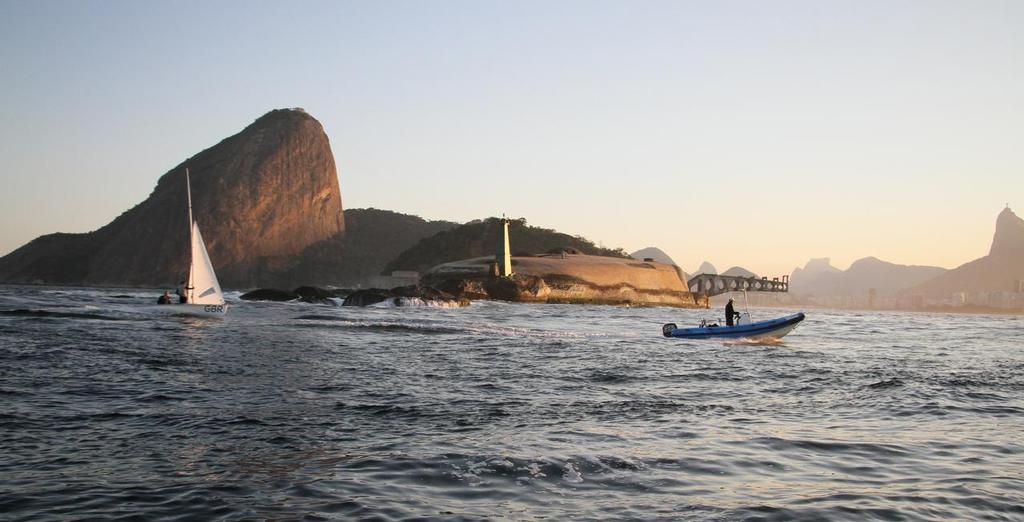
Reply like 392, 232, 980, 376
176, 281, 188, 304
157, 291, 172, 305
725, 298, 740, 326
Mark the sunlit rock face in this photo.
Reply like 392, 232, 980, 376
0, 108, 345, 288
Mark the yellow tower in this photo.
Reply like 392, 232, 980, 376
497, 215, 513, 277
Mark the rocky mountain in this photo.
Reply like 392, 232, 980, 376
692, 261, 717, 276
907, 207, 1024, 296
385, 218, 629, 274
989, 206, 1024, 258
0, 109, 345, 288
790, 257, 842, 293
630, 247, 678, 266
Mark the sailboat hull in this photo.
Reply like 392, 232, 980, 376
154, 303, 228, 318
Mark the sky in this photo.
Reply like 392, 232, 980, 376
0, 0, 1021, 276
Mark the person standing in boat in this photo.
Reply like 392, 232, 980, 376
176, 280, 188, 304
725, 298, 740, 326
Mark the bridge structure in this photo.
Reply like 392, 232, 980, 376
688, 273, 789, 297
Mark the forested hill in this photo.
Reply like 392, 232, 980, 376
262, 208, 459, 287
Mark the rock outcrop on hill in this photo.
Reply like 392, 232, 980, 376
0, 108, 345, 288
630, 247, 678, 267
907, 207, 1024, 296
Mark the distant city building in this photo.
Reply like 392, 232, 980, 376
911, 295, 924, 309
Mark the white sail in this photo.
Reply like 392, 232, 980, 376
188, 222, 224, 305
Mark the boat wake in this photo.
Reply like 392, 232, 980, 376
721, 336, 787, 347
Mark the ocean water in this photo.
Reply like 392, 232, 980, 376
1, 285, 1022, 521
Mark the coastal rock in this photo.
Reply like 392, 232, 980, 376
240, 288, 299, 301
484, 275, 551, 302
434, 278, 489, 300
241, 286, 349, 304
293, 286, 346, 304
0, 108, 345, 288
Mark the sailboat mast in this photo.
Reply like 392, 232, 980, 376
186, 168, 195, 302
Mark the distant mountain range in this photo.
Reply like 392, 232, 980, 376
790, 256, 945, 297
687, 262, 757, 279
722, 266, 758, 278
790, 258, 842, 292
790, 207, 1024, 298
630, 247, 678, 266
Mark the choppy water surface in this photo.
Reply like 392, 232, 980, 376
1, 285, 1022, 521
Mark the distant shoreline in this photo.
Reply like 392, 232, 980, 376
2, 283, 1021, 316
748, 301, 1023, 316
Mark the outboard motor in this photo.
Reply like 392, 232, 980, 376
662, 323, 677, 337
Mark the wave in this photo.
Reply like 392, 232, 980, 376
0, 309, 125, 321
294, 316, 466, 335
292, 315, 602, 339
368, 297, 465, 308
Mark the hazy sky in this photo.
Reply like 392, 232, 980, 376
1, 0, 1021, 276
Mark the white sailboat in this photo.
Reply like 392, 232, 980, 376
160, 168, 227, 317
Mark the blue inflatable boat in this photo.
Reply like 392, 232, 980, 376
662, 312, 805, 340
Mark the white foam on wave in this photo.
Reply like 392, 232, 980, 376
368, 297, 465, 308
